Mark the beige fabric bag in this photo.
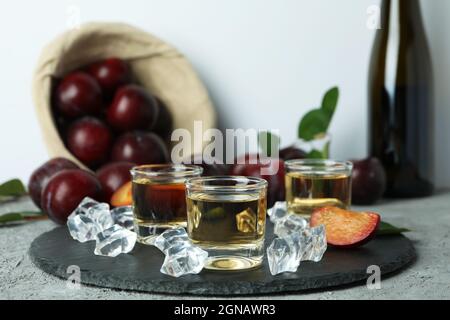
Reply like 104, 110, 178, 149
32, 22, 216, 169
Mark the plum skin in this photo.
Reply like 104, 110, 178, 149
325, 217, 380, 249
87, 57, 132, 96
351, 157, 387, 205
310, 207, 381, 248
107, 85, 159, 132
66, 117, 113, 168
152, 97, 173, 140
111, 131, 169, 165
56, 72, 103, 118
186, 154, 230, 176
41, 169, 103, 225
28, 158, 79, 209
230, 155, 285, 207
96, 161, 135, 203
279, 146, 306, 161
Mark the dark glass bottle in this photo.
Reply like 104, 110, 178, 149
368, 0, 434, 197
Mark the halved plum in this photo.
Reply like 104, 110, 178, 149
310, 206, 380, 248
110, 181, 132, 207
96, 161, 135, 203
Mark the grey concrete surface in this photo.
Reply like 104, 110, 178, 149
1, 192, 449, 300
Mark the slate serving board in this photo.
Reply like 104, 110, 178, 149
29, 223, 415, 296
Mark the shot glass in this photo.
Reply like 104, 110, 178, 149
285, 159, 353, 217
131, 164, 203, 244
186, 176, 268, 271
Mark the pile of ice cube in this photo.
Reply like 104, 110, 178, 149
267, 202, 327, 275
67, 197, 136, 257
153, 228, 208, 278
67, 198, 207, 277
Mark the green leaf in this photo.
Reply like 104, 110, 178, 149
0, 179, 27, 197
0, 213, 23, 223
298, 86, 340, 142
0, 211, 44, 224
298, 109, 329, 141
258, 131, 280, 157
377, 221, 411, 236
321, 86, 339, 125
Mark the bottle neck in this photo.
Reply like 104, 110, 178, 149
382, 0, 426, 34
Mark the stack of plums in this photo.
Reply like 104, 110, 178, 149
29, 58, 176, 224
54, 57, 173, 169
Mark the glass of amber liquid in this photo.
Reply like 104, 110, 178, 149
186, 176, 268, 271
131, 164, 203, 244
285, 159, 353, 217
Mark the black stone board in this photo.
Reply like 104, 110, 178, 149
29, 223, 415, 295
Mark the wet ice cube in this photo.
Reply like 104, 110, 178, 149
94, 225, 137, 257
268, 201, 288, 223
74, 197, 100, 215
67, 214, 101, 243
160, 245, 208, 277
154, 228, 190, 253
111, 206, 134, 230
236, 208, 257, 233
301, 225, 327, 262
267, 234, 303, 275
67, 198, 114, 243
274, 214, 308, 238
85, 203, 114, 230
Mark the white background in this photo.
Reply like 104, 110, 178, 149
0, 0, 448, 187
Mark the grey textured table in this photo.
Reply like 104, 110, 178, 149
1, 191, 450, 300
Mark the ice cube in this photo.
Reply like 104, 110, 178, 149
268, 201, 288, 223
274, 214, 308, 238
236, 208, 257, 233
301, 225, 327, 262
85, 203, 114, 231
153, 227, 190, 253
160, 245, 208, 277
74, 197, 100, 215
67, 197, 114, 243
94, 225, 137, 257
267, 234, 303, 275
267, 224, 327, 274
111, 206, 134, 230
67, 214, 101, 243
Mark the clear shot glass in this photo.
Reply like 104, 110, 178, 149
285, 159, 353, 217
131, 164, 203, 245
186, 176, 268, 271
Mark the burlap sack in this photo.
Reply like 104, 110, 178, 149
32, 22, 216, 169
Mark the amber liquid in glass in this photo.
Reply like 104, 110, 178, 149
285, 172, 351, 217
132, 178, 187, 243
187, 193, 266, 270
